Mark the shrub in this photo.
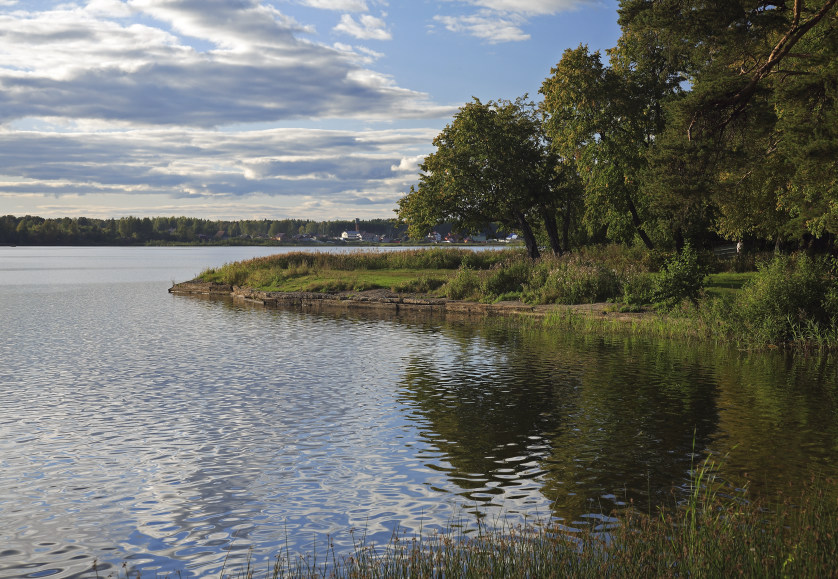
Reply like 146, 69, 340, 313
734, 253, 838, 344
652, 244, 708, 309
621, 271, 657, 307
523, 260, 620, 305
392, 276, 446, 294
480, 259, 532, 300
445, 265, 483, 300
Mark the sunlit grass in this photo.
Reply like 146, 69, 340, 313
188, 247, 838, 350
705, 272, 755, 297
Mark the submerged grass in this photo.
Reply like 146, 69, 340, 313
113, 466, 837, 578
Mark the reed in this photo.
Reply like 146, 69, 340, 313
117, 465, 835, 578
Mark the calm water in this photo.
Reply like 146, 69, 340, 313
1, 247, 837, 577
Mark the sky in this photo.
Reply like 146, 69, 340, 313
0, 0, 621, 221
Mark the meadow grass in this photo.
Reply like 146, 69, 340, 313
194, 246, 838, 350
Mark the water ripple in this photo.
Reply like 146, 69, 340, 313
1, 253, 837, 576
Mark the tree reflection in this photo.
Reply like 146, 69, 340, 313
396, 319, 837, 521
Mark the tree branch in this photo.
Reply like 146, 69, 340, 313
689, 0, 837, 140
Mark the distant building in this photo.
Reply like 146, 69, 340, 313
341, 231, 362, 241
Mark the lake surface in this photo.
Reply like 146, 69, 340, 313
1, 246, 837, 578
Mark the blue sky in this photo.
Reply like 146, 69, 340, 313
0, 0, 621, 221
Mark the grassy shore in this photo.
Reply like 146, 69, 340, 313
196, 245, 838, 350
258, 479, 837, 579
116, 463, 836, 578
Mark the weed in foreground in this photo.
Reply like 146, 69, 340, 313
107, 463, 836, 579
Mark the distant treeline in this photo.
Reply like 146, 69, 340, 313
0, 215, 405, 245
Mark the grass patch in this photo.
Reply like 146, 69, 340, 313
705, 272, 755, 297
192, 247, 838, 349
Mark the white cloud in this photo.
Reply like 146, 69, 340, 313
390, 155, 424, 173
333, 42, 385, 65
464, 0, 598, 15
435, 12, 529, 43
0, 2, 438, 126
127, 0, 312, 51
86, 0, 134, 18
0, 125, 437, 205
334, 13, 391, 40
435, 0, 598, 42
299, 0, 369, 11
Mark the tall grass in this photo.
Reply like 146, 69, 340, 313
117, 466, 836, 578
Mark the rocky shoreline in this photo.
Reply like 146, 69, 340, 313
169, 280, 644, 320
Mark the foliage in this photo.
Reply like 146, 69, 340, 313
445, 265, 483, 300
621, 272, 656, 307
652, 244, 709, 309
396, 97, 564, 259
540, 39, 675, 249
732, 253, 838, 345
480, 258, 533, 300
618, 0, 838, 245
523, 254, 621, 305
391, 275, 447, 294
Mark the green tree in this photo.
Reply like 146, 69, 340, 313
398, 97, 560, 259
619, 0, 838, 247
541, 44, 670, 249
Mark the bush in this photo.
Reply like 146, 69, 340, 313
445, 265, 482, 300
734, 253, 838, 344
523, 260, 621, 305
480, 259, 532, 300
392, 276, 446, 294
621, 271, 657, 307
652, 244, 708, 309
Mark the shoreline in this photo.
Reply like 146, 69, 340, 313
168, 279, 648, 322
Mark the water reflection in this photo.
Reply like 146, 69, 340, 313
1, 262, 837, 577
395, 319, 838, 521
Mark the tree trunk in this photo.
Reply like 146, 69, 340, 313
515, 212, 540, 259
626, 194, 655, 250
562, 201, 571, 252
540, 205, 563, 256
674, 227, 684, 253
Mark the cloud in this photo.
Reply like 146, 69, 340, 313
333, 43, 385, 65
85, 0, 135, 18
299, 0, 369, 11
390, 155, 424, 173
0, 125, 436, 203
0, 2, 435, 127
434, 12, 529, 43
334, 13, 391, 40
435, 0, 599, 42
464, 0, 598, 15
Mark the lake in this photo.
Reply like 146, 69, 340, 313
1, 246, 836, 578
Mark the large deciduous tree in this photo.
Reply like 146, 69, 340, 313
397, 97, 563, 259
540, 42, 678, 249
